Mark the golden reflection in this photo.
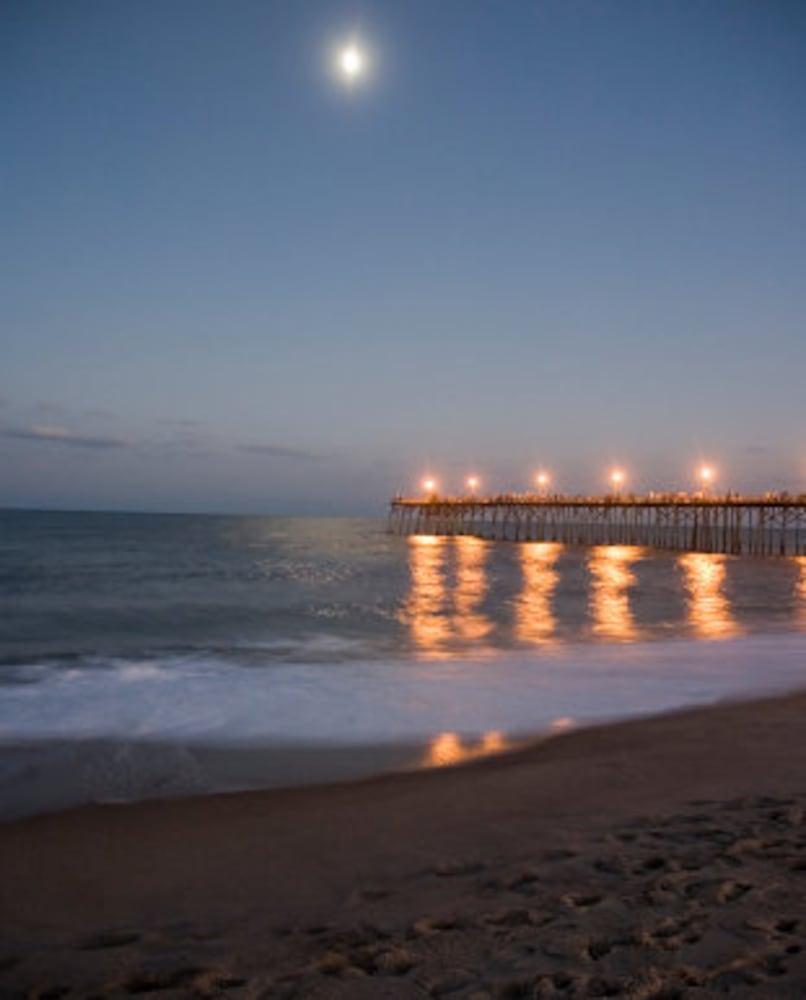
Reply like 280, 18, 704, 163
589, 545, 641, 641
453, 536, 493, 642
798, 557, 806, 626
514, 542, 561, 647
480, 730, 506, 753
426, 731, 464, 766
404, 536, 452, 657
679, 552, 740, 639
424, 730, 510, 768
403, 535, 492, 656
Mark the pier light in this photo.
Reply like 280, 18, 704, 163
536, 471, 550, 495
422, 477, 437, 495
698, 465, 715, 496
610, 469, 625, 493
466, 476, 480, 493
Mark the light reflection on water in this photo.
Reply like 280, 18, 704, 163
404, 535, 493, 657
423, 730, 508, 767
514, 542, 561, 647
795, 556, 806, 627
402, 537, 805, 657
406, 536, 561, 656
588, 545, 642, 641
453, 536, 493, 642
404, 535, 452, 658
678, 552, 741, 640
422, 721, 578, 769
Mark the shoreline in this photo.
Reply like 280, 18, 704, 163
4, 631, 806, 826
3, 689, 806, 996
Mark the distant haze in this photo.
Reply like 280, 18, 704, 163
2, 1, 805, 514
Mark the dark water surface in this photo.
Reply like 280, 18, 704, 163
3, 509, 805, 666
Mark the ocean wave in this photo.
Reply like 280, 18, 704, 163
1, 633, 805, 747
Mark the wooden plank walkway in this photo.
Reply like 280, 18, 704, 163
388, 496, 806, 556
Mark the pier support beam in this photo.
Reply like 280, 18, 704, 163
388, 497, 806, 558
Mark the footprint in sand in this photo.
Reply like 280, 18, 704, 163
411, 914, 465, 937
560, 892, 602, 909
480, 907, 547, 929
432, 859, 486, 877
356, 886, 391, 901
81, 929, 143, 950
504, 869, 542, 892
120, 965, 245, 994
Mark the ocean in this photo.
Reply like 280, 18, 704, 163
2, 509, 806, 816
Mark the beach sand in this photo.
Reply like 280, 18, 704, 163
2, 692, 806, 998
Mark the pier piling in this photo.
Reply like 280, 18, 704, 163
388, 496, 806, 557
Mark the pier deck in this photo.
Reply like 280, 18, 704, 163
388, 496, 806, 556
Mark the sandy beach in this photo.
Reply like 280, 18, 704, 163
2, 692, 806, 998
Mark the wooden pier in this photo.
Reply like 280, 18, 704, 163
388, 495, 806, 557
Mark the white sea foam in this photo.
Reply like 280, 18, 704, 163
1, 633, 806, 746
117, 663, 164, 681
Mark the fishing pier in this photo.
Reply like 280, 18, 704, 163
388, 495, 806, 557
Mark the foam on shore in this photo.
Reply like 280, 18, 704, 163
1, 632, 806, 818
1, 633, 805, 745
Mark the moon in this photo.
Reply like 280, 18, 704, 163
336, 42, 367, 85
340, 45, 363, 77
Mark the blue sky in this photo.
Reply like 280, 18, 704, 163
2, 0, 805, 513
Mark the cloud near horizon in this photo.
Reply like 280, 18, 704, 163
0, 425, 136, 450
1, 422, 326, 464
155, 417, 201, 429
240, 443, 323, 461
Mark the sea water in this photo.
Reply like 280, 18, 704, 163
2, 509, 806, 816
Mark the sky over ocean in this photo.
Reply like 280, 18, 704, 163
2, 0, 805, 514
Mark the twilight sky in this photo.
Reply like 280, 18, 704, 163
2, 0, 805, 514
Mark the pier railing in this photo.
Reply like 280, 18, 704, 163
388, 495, 806, 556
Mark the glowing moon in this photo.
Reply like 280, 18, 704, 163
335, 41, 368, 85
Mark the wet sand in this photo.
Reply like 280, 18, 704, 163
0, 738, 432, 823
2, 691, 806, 998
